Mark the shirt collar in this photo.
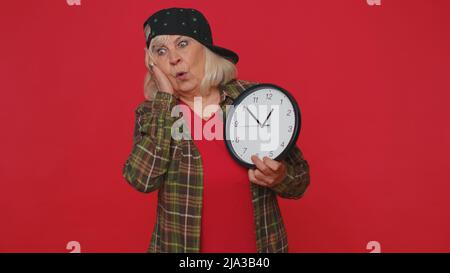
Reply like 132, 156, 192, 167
175, 79, 240, 107
218, 79, 240, 106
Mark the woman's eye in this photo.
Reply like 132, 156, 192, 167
178, 40, 188, 48
156, 48, 166, 56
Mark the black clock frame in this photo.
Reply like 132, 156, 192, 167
223, 83, 302, 168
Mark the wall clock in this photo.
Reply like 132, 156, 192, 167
224, 83, 301, 168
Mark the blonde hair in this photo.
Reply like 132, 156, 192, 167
143, 35, 237, 100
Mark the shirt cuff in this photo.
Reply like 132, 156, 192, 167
270, 162, 295, 194
151, 91, 177, 113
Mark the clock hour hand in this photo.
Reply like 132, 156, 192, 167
261, 108, 274, 128
244, 106, 261, 126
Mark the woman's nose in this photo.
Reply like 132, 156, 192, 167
168, 52, 181, 66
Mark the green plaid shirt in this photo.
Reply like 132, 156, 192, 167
122, 79, 310, 253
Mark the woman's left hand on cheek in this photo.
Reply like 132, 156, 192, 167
248, 155, 287, 188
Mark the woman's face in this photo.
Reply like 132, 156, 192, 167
149, 35, 206, 95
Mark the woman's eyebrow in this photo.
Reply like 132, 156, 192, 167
174, 36, 186, 43
151, 41, 166, 51
151, 36, 187, 50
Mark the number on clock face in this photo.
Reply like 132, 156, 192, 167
225, 84, 300, 167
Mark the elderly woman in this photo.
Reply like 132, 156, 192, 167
122, 7, 310, 253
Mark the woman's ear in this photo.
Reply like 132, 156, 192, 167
144, 47, 157, 71
144, 47, 150, 70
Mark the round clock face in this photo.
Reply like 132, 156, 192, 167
224, 84, 301, 168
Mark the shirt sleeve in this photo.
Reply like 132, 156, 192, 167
122, 91, 177, 193
270, 145, 311, 199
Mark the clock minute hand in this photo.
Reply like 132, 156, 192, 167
261, 108, 274, 128
244, 106, 262, 126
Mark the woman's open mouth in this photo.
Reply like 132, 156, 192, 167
176, 72, 188, 80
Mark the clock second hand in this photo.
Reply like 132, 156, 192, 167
241, 124, 270, 127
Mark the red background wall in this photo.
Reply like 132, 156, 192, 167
1, 0, 449, 253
